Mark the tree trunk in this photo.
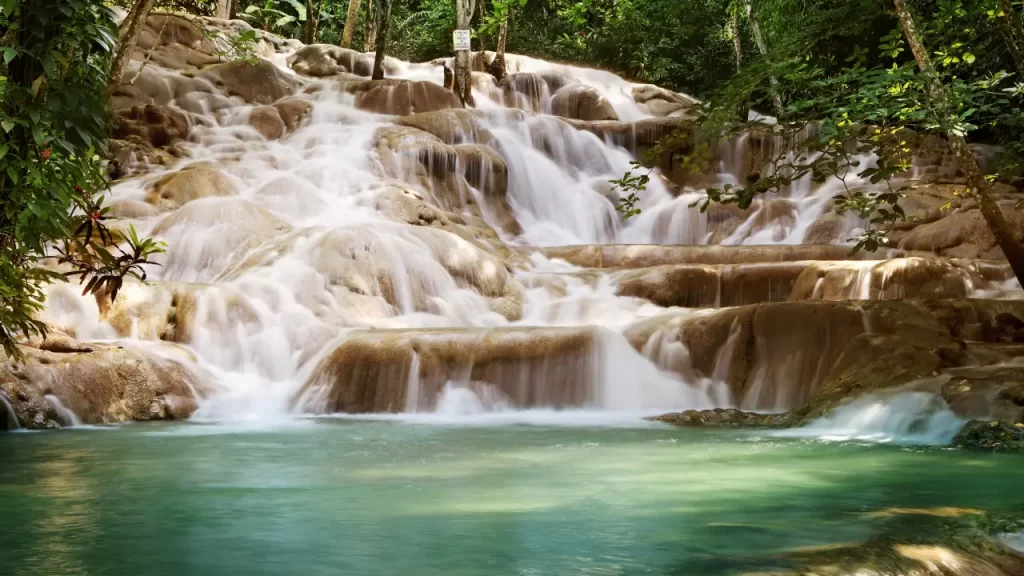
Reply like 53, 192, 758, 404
453, 0, 475, 106
742, 0, 782, 116
371, 0, 391, 80
485, 17, 508, 82
893, 0, 1024, 285
364, 0, 377, 53
108, 0, 157, 95
996, 0, 1024, 76
304, 0, 316, 44
731, 2, 742, 70
341, 0, 362, 48
216, 0, 231, 19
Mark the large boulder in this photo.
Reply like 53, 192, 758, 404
194, 60, 299, 105
550, 85, 618, 121
0, 340, 211, 428
146, 164, 239, 210
899, 206, 1024, 259
273, 98, 314, 132
395, 109, 494, 145
288, 44, 372, 77
112, 104, 192, 148
342, 79, 461, 116
632, 84, 698, 118
247, 105, 286, 140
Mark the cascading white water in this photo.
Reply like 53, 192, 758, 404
38, 25, 1006, 425
1, 393, 20, 431
44, 394, 83, 427
773, 391, 966, 445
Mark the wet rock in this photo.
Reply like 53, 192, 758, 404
500, 72, 576, 112
396, 109, 494, 145
614, 262, 805, 308
0, 340, 211, 428
288, 44, 372, 77
150, 198, 292, 281
899, 206, 1024, 259
112, 104, 191, 148
803, 212, 846, 244
790, 258, 972, 301
953, 420, 1024, 451
273, 98, 313, 132
247, 105, 286, 140
147, 164, 238, 210
652, 408, 785, 427
342, 79, 461, 116
550, 85, 618, 122
375, 126, 519, 236
194, 60, 299, 105
539, 245, 898, 268
106, 137, 187, 180
294, 327, 598, 413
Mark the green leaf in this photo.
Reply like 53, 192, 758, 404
1, 121, 13, 133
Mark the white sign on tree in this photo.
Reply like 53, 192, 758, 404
453, 29, 472, 51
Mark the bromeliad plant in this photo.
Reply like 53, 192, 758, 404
0, 0, 165, 359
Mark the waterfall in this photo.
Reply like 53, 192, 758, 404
773, 390, 966, 445
45, 395, 83, 427
1, 392, 20, 431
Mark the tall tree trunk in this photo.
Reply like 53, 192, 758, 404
216, 0, 231, 19
742, 0, 783, 116
108, 0, 157, 95
730, 2, 743, 70
304, 0, 316, 44
996, 0, 1024, 76
485, 17, 508, 82
453, 0, 475, 106
364, 0, 377, 53
341, 0, 362, 48
893, 0, 1024, 285
371, 0, 391, 80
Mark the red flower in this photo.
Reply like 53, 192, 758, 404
40, 148, 51, 161
579, 30, 585, 37
90, 211, 101, 221
75, 185, 85, 195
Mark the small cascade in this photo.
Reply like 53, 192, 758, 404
1, 392, 20, 431
44, 395, 83, 427
775, 390, 966, 445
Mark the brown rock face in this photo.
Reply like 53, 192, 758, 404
195, 60, 298, 105
112, 105, 191, 148
631, 300, 1024, 415
538, 245, 899, 268
247, 106, 286, 140
294, 328, 598, 413
900, 206, 1024, 259
273, 98, 313, 132
0, 341, 211, 428
550, 85, 618, 122
147, 165, 238, 210
343, 79, 461, 116
288, 44, 372, 77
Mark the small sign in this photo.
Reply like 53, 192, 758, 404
453, 29, 472, 51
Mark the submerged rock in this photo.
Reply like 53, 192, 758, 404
652, 408, 786, 428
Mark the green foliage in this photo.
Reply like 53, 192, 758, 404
615, 0, 1024, 253
203, 26, 262, 63
609, 164, 648, 219
0, 0, 164, 359
242, 0, 308, 33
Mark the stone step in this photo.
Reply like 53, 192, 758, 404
533, 245, 907, 268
